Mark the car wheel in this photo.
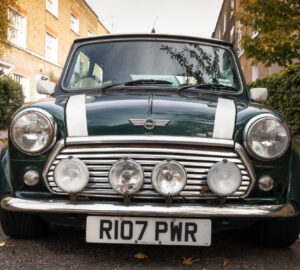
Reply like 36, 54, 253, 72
0, 208, 48, 239
248, 216, 300, 248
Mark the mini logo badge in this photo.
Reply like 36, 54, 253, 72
129, 119, 170, 130
144, 119, 155, 130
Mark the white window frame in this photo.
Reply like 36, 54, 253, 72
237, 20, 244, 57
12, 73, 30, 102
223, 13, 226, 34
87, 30, 94, 37
45, 32, 58, 64
252, 64, 259, 82
230, 26, 234, 44
252, 30, 259, 39
46, 0, 58, 18
230, 0, 235, 17
70, 13, 79, 35
7, 7, 27, 48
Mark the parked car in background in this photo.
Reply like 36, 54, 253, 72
0, 34, 299, 247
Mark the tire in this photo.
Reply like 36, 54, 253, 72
248, 216, 300, 248
0, 208, 49, 239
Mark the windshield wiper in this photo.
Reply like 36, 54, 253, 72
178, 83, 239, 93
102, 79, 173, 90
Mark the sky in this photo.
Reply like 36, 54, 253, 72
85, 0, 223, 38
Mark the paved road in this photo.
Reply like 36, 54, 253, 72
0, 225, 299, 270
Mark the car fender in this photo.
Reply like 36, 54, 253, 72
288, 148, 300, 214
0, 143, 13, 199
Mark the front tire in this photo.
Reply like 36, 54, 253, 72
249, 216, 300, 248
0, 208, 48, 239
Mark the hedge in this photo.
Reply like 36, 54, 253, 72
248, 64, 300, 135
0, 76, 24, 129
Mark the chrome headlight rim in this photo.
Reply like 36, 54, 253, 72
151, 160, 187, 196
10, 108, 57, 155
109, 159, 144, 195
243, 113, 290, 161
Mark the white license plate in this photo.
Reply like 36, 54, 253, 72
86, 216, 211, 246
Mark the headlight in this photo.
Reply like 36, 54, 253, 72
109, 159, 144, 195
10, 108, 56, 155
152, 160, 186, 196
54, 158, 89, 193
244, 114, 290, 160
207, 160, 242, 196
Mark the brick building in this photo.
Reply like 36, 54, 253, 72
0, 0, 109, 102
211, 0, 283, 83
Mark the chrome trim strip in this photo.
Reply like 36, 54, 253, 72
235, 143, 256, 197
1, 197, 295, 218
65, 135, 234, 147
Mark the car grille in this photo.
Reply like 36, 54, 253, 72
45, 144, 253, 200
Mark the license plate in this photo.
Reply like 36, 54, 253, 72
86, 216, 211, 246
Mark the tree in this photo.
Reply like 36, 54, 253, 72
0, 0, 17, 56
236, 0, 300, 67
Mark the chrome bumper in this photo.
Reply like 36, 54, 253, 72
1, 197, 296, 218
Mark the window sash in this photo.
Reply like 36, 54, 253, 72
46, 0, 58, 17
45, 33, 57, 63
7, 8, 26, 48
70, 13, 79, 34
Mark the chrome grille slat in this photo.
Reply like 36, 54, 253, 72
45, 144, 253, 200
56, 153, 242, 163
61, 147, 238, 157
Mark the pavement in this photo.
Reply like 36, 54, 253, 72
0, 225, 299, 270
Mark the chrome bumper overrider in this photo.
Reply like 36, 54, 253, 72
1, 197, 296, 218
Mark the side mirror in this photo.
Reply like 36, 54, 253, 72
250, 88, 268, 102
37, 79, 56, 95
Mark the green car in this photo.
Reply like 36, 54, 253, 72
1, 34, 299, 247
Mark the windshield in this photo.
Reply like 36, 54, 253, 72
64, 40, 241, 91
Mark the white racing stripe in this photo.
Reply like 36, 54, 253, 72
213, 98, 236, 139
66, 94, 88, 137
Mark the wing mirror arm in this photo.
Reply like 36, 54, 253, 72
249, 88, 268, 103
36, 79, 56, 96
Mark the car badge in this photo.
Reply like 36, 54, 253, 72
129, 119, 170, 130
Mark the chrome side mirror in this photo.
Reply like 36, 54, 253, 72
37, 79, 56, 95
250, 88, 268, 102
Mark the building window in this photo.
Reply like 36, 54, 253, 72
46, 0, 58, 17
7, 8, 26, 48
87, 30, 94, 37
230, 0, 235, 17
45, 32, 57, 63
223, 13, 226, 34
13, 73, 30, 102
237, 20, 243, 57
252, 64, 259, 82
230, 26, 234, 44
218, 29, 221, 40
70, 13, 79, 35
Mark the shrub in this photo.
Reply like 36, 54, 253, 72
0, 76, 24, 129
248, 64, 300, 135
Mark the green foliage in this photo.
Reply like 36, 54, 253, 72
0, 0, 17, 55
0, 76, 24, 129
248, 64, 300, 135
236, 0, 300, 67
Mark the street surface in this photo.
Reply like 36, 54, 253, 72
0, 224, 299, 270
